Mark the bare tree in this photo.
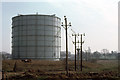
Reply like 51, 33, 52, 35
101, 49, 109, 59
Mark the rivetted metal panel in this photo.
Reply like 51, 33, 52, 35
12, 14, 61, 60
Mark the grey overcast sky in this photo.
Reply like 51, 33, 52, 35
0, 0, 119, 53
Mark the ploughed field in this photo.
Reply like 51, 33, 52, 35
2, 59, 119, 80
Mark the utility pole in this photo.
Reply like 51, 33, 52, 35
84, 50, 87, 61
77, 47, 80, 70
61, 16, 71, 76
72, 34, 77, 71
2, 70, 4, 80
80, 33, 85, 71
86, 50, 88, 61
72, 34, 81, 71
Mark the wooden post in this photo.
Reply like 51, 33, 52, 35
62, 16, 71, 76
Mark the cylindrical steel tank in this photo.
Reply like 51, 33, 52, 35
12, 14, 61, 60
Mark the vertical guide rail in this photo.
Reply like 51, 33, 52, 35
35, 14, 38, 59
18, 16, 20, 59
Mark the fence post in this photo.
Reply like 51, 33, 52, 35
2, 70, 4, 80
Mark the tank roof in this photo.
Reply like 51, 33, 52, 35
12, 14, 61, 20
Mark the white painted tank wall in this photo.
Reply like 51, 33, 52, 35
12, 15, 61, 60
